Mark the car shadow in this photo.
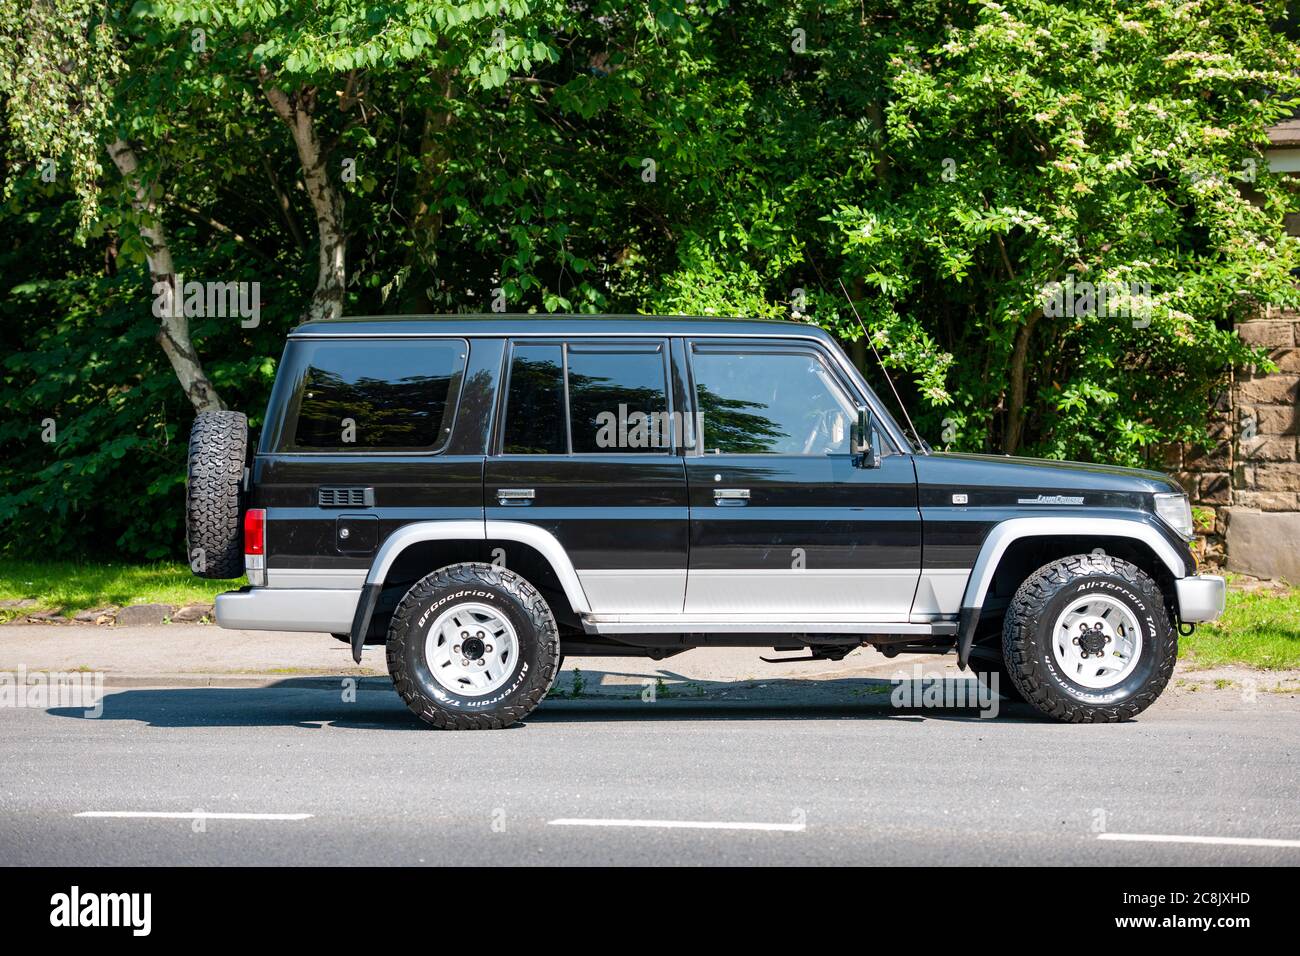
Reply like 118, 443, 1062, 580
541, 667, 1038, 724
45, 670, 1042, 729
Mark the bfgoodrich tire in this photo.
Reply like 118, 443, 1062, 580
185, 410, 248, 579
386, 563, 560, 730
1003, 554, 1176, 723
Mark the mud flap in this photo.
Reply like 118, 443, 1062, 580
955, 605, 981, 671
349, 583, 382, 664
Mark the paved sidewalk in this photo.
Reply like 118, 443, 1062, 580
1, 623, 1296, 712
0, 624, 380, 684
0, 623, 917, 689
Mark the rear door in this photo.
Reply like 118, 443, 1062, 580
682, 339, 921, 618
483, 338, 689, 614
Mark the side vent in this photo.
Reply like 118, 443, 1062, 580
318, 486, 375, 508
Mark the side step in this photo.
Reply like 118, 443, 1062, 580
582, 617, 958, 637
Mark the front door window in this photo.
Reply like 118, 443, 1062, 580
691, 347, 856, 457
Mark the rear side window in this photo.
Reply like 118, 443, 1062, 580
567, 345, 669, 453
501, 344, 567, 454
499, 340, 670, 454
278, 339, 466, 452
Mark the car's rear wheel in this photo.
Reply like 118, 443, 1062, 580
1003, 554, 1176, 722
185, 410, 248, 579
386, 563, 559, 729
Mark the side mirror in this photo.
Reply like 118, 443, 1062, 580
851, 406, 880, 468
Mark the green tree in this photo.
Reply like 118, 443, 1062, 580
1, 0, 1297, 560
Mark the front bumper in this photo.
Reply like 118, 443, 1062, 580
1174, 575, 1226, 623
215, 587, 361, 633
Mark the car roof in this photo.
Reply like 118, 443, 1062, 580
289, 313, 836, 341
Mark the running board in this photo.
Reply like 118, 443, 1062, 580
582, 617, 958, 636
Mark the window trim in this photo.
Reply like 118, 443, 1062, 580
494, 337, 675, 457
271, 337, 469, 456
287, 328, 911, 454
684, 339, 870, 459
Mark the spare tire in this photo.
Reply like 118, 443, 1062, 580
186, 410, 249, 579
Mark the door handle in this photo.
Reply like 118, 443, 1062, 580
713, 488, 750, 505
496, 488, 535, 505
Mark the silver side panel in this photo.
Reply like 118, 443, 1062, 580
910, 568, 971, 621
577, 569, 686, 614
215, 588, 360, 633
683, 568, 918, 617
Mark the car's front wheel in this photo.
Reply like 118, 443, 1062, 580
1003, 554, 1176, 722
386, 563, 559, 729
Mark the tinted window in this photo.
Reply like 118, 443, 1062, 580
286, 340, 465, 451
567, 346, 669, 453
692, 347, 855, 455
502, 345, 566, 454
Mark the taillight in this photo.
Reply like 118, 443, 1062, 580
244, 508, 266, 555
244, 509, 266, 586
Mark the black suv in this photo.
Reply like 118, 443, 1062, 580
186, 315, 1224, 729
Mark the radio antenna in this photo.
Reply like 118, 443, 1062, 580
837, 277, 927, 454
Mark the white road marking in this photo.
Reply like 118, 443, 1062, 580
548, 817, 804, 832
76, 811, 312, 821
1098, 832, 1300, 849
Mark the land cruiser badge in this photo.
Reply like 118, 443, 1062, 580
1017, 494, 1085, 505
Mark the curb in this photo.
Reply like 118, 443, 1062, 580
96, 674, 392, 690
87, 675, 893, 705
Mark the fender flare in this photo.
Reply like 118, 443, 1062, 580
955, 516, 1189, 670
349, 519, 592, 662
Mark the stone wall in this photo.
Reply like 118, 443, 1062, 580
1170, 307, 1300, 581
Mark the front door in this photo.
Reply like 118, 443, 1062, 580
682, 340, 921, 618
484, 338, 689, 615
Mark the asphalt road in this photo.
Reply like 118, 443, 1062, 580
2, 675, 1298, 865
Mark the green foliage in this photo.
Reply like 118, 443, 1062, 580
0, 1, 123, 228
0, 180, 286, 558
0, 558, 240, 619
1184, 582, 1300, 670
1, 0, 1297, 559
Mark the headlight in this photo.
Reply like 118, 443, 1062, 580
1154, 492, 1194, 539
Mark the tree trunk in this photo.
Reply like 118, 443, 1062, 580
106, 138, 225, 413
400, 87, 456, 312
259, 153, 308, 251
263, 84, 346, 323
1004, 308, 1042, 456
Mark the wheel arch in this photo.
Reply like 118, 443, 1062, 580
349, 520, 591, 662
955, 516, 1190, 669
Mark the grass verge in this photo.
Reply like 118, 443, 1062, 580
1181, 582, 1300, 670
0, 560, 242, 621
